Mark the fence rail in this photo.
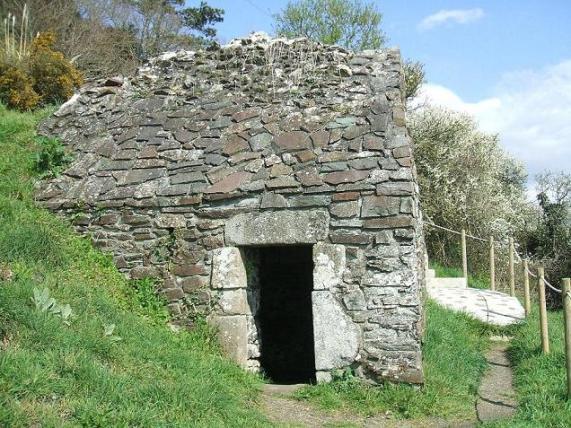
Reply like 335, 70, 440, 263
423, 221, 571, 399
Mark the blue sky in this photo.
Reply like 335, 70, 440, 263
191, 0, 571, 180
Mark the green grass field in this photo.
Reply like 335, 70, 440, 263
0, 105, 267, 427
432, 263, 490, 289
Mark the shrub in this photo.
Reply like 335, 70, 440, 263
28, 32, 83, 105
33, 135, 72, 178
0, 63, 40, 110
409, 107, 532, 282
1, 6, 83, 110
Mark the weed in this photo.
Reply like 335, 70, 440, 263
32, 135, 72, 177
103, 323, 122, 342
129, 277, 170, 325
30, 287, 73, 325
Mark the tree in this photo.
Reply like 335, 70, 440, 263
527, 171, 570, 294
403, 59, 425, 100
274, 0, 385, 52
107, 0, 224, 59
274, 0, 425, 101
179, 1, 224, 47
1, 1, 225, 76
409, 107, 530, 269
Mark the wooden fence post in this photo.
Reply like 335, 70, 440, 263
538, 267, 550, 354
563, 278, 571, 400
461, 229, 468, 278
509, 237, 515, 297
523, 260, 531, 316
489, 236, 495, 291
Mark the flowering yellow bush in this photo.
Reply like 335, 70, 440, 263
28, 32, 83, 105
0, 64, 40, 110
0, 32, 83, 110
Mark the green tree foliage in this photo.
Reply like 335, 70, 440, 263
126, 0, 224, 58
274, 0, 385, 51
527, 171, 570, 290
403, 59, 425, 100
274, 1, 424, 101
409, 107, 530, 269
179, 1, 224, 45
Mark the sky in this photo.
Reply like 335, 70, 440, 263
192, 0, 571, 184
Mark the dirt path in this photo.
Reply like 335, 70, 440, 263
476, 340, 518, 422
260, 385, 475, 428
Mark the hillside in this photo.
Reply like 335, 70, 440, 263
0, 105, 267, 426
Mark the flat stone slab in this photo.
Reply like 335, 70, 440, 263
477, 342, 518, 422
262, 384, 306, 395
427, 277, 467, 288
427, 287, 525, 326
225, 210, 329, 246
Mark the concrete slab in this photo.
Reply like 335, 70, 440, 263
427, 277, 467, 288
427, 287, 525, 326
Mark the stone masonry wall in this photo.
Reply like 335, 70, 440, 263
37, 33, 426, 384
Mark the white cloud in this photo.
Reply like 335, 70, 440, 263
418, 8, 484, 31
414, 60, 571, 180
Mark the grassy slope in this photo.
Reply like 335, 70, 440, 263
432, 263, 489, 289
296, 300, 492, 421
487, 308, 571, 427
0, 105, 267, 427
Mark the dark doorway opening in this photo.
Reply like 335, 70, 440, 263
258, 246, 316, 384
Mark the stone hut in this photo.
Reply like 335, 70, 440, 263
37, 33, 426, 384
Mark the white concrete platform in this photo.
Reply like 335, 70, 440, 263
427, 286, 525, 326
427, 276, 467, 288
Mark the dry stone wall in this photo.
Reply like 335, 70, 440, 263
37, 33, 426, 384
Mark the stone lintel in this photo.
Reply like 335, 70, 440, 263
225, 210, 329, 246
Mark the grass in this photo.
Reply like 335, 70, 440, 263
484, 308, 571, 427
295, 300, 493, 421
0, 105, 268, 427
432, 262, 490, 289
432, 262, 571, 426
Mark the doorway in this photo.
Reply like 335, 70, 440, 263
258, 246, 316, 384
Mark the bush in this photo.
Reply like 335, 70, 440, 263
0, 63, 40, 110
28, 32, 83, 105
0, 31, 82, 110
409, 107, 532, 283
33, 135, 72, 178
